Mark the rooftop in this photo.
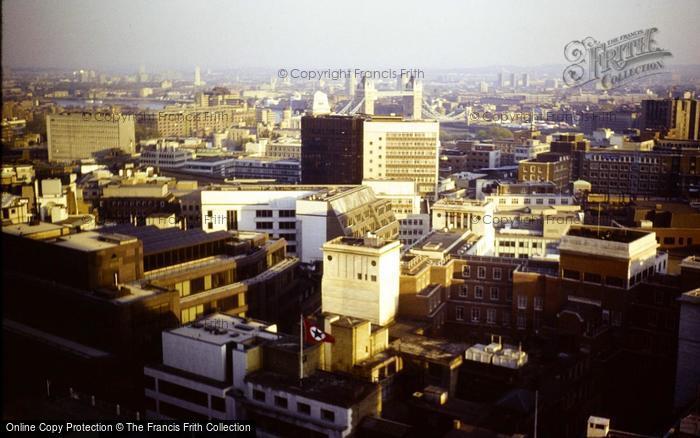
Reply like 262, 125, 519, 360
245, 369, 379, 408
2, 222, 68, 238
326, 235, 398, 250
390, 320, 468, 364
167, 313, 278, 347
566, 226, 650, 243
51, 232, 138, 252
100, 224, 234, 255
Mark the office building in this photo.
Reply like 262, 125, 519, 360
265, 137, 301, 160
301, 114, 366, 185
144, 313, 381, 437
641, 96, 699, 140
201, 185, 398, 263
363, 116, 440, 196
518, 152, 571, 192
47, 113, 135, 162
321, 236, 401, 325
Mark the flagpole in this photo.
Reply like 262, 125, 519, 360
299, 314, 304, 385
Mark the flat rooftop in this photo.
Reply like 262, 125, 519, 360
100, 224, 234, 255
245, 369, 378, 408
50, 231, 138, 252
389, 320, 469, 364
167, 313, 277, 347
566, 226, 650, 243
2, 222, 67, 237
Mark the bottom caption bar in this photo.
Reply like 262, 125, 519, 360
4, 421, 256, 435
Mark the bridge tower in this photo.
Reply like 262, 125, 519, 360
403, 75, 423, 120
358, 76, 376, 115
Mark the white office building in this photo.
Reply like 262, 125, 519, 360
322, 236, 401, 326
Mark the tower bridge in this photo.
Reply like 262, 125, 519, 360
335, 76, 469, 122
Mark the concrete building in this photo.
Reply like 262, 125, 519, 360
641, 96, 699, 140
578, 149, 697, 197
181, 157, 237, 177
431, 198, 495, 250
201, 185, 398, 263
362, 179, 428, 247
265, 137, 301, 160
144, 314, 279, 420
47, 113, 135, 162
154, 104, 254, 138
518, 152, 571, 192
144, 313, 381, 437
322, 236, 401, 326
139, 144, 194, 169
559, 226, 666, 291
483, 192, 581, 259
229, 158, 300, 183
1, 192, 31, 225
362, 117, 440, 197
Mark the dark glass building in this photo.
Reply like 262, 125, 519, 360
301, 114, 366, 184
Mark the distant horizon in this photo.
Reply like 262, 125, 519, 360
3, 0, 699, 71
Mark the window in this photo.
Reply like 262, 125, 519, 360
279, 222, 296, 229
493, 268, 502, 280
563, 269, 579, 280
256, 210, 273, 217
534, 296, 543, 311
462, 265, 470, 278
252, 390, 265, 402
490, 287, 499, 301
370, 275, 377, 282
297, 402, 311, 415
517, 295, 528, 309
256, 222, 273, 230
487, 309, 497, 324
474, 286, 483, 299
584, 272, 601, 283
477, 266, 486, 279
274, 396, 288, 409
455, 306, 464, 321
279, 210, 295, 217
459, 285, 468, 297
321, 409, 335, 422
159, 380, 208, 406
471, 307, 480, 322
517, 312, 526, 329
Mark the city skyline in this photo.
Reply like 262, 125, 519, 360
2, 0, 700, 70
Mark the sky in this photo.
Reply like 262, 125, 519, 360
2, 0, 699, 70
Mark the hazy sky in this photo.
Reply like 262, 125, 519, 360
2, 0, 699, 70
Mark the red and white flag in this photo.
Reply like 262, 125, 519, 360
303, 317, 335, 344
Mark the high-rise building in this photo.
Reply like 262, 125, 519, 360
362, 116, 440, 196
321, 235, 401, 325
46, 113, 135, 162
194, 65, 202, 87
301, 114, 366, 184
510, 72, 517, 88
521, 73, 530, 88
641, 96, 699, 140
497, 72, 505, 88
